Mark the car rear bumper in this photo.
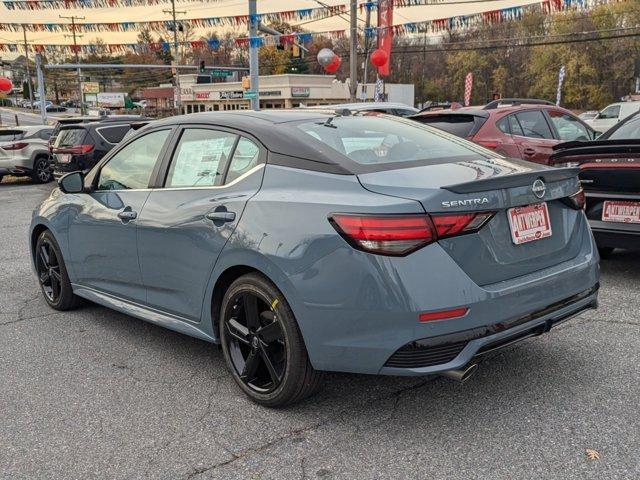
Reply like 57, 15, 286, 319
296, 219, 599, 376
585, 191, 640, 250
379, 285, 598, 375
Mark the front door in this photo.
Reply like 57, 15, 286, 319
137, 127, 265, 321
67, 129, 172, 302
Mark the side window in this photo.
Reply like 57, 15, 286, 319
165, 129, 237, 188
97, 130, 170, 191
599, 105, 620, 120
225, 137, 261, 184
497, 117, 510, 134
39, 129, 52, 140
547, 111, 590, 141
98, 125, 132, 144
514, 111, 553, 139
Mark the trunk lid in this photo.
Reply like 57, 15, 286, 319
550, 140, 640, 194
358, 157, 584, 286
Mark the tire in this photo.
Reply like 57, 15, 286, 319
219, 273, 324, 407
598, 247, 614, 259
31, 156, 52, 184
35, 230, 81, 311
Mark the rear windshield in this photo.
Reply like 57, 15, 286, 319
0, 130, 25, 141
412, 114, 482, 138
295, 115, 489, 166
55, 127, 88, 147
606, 114, 640, 140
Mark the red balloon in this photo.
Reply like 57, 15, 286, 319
324, 55, 341, 74
370, 49, 388, 68
0, 77, 12, 93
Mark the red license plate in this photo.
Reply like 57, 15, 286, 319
602, 200, 640, 224
507, 202, 552, 245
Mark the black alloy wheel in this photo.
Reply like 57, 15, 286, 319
34, 230, 81, 310
32, 157, 52, 183
225, 292, 286, 393
36, 238, 62, 303
220, 273, 324, 407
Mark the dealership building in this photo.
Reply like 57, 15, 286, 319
172, 74, 414, 113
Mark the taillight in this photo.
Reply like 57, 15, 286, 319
477, 140, 499, 149
562, 188, 586, 210
54, 144, 94, 155
329, 211, 495, 256
3, 142, 28, 150
432, 212, 494, 238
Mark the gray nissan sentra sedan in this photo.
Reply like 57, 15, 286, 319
30, 111, 599, 407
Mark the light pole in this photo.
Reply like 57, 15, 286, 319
60, 15, 85, 114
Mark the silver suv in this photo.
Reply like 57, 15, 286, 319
0, 126, 53, 183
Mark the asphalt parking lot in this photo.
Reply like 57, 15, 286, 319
1, 179, 638, 480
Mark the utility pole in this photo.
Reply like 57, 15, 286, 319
60, 15, 85, 115
349, 0, 358, 102
361, 5, 372, 100
163, 0, 186, 114
248, 0, 259, 110
21, 25, 35, 108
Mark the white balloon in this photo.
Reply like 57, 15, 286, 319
317, 48, 335, 67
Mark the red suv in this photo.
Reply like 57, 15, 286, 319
411, 99, 598, 165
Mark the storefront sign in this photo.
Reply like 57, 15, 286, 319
220, 91, 244, 100
260, 90, 281, 97
195, 91, 211, 100
291, 87, 310, 97
180, 87, 194, 101
82, 81, 99, 94
97, 92, 125, 108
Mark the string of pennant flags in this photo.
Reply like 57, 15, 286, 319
0, 0, 618, 54
0, 0, 604, 10
0, 4, 348, 32
0, 0, 615, 32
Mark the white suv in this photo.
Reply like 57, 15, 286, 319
585, 101, 640, 133
0, 125, 53, 183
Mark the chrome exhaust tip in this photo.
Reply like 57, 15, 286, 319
440, 363, 478, 383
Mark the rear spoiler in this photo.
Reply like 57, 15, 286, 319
550, 139, 640, 163
443, 167, 580, 194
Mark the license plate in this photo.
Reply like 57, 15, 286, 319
507, 202, 552, 245
57, 153, 71, 163
602, 200, 640, 224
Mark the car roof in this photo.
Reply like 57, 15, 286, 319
0, 125, 51, 132
305, 102, 417, 111
413, 103, 575, 119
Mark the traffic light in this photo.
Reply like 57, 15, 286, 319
199, 60, 205, 73
242, 76, 251, 90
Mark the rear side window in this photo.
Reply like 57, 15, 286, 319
0, 130, 24, 141
513, 111, 553, 139
55, 128, 87, 147
296, 116, 487, 165
97, 125, 132, 144
39, 129, 52, 140
225, 137, 260, 184
414, 114, 480, 138
165, 129, 237, 188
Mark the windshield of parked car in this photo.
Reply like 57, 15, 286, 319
606, 114, 640, 140
0, 130, 25, 142
295, 115, 490, 165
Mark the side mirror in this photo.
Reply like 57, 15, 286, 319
58, 171, 85, 194
593, 131, 603, 140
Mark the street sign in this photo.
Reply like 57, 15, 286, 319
243, 91, 258, 99
212, 69, 233, 77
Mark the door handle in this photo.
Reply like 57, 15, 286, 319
523, 148, 536, 156
117, 209, 137, 221
205, 211, 236, 222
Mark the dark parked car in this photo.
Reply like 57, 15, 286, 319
550, 110, 640, 256
32, 111, 598, 406
52, 121, 139, 177
411, 99, 597, 164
